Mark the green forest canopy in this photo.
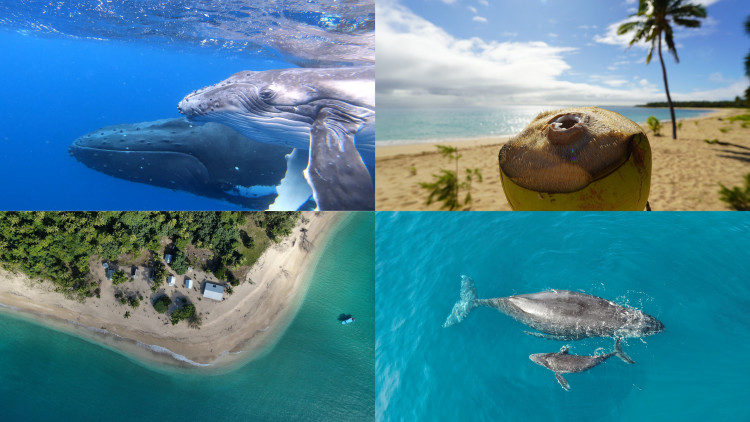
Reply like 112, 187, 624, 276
0, 211, 300, 297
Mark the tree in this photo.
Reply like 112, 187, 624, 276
169, 250, 189, 275
745, 15, 750, 78
111, 270, 128, 285
153, 295, 172, 313
618, 0, 707, 139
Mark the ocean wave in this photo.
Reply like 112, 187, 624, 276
0, 0, 374, 66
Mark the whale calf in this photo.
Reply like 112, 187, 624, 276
443, 276, 664, 340
68, 118, 311, 210
529, 339, 634, 391
177, 66, 374, 211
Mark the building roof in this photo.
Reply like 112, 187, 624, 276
165, 254, 173, 264
185, 277, 193, 289
167, 275, 175, 286
203, 283, 225, 301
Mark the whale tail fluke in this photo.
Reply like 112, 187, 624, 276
443, 275, 479, 328
614, 338, 635, 364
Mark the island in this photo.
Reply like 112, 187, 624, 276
0, 211, 341, 366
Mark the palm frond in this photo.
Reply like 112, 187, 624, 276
672, 18, 702, 28
664, 31, 679, 62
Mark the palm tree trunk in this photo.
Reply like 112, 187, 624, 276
657, 32, 677, 139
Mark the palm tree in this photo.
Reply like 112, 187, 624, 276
618, 0, 707, 139
745, 16, 750, 104
745, 15, 750, 77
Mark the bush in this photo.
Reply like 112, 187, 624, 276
151, 261, 167, 287
213, 262, 226, 280
170, 250, 188, 275
153, 295, 172, 313
646, 116, 662, 136
719, 173, 750, 211
111, 270, 128, 285
170, 303, 196, 325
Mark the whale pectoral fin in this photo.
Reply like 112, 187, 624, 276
304, 108, 374, 211
524, 331, 571, 341
555, 373, 570, 391
614, 338, 635, 364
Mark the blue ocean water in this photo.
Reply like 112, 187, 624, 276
375, 212, 750, 422
0, 212, 374, 421
0, 30, 287, 210
0, 0, 373, 210
377, 106, 712, 145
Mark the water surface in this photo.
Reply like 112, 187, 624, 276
376, 211, 750, 421
0, 212, 374, 421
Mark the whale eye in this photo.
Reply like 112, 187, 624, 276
259, 88, 276, 101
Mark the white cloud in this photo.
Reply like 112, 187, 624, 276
603, 79, 629, 87
594, 18, 646, 49
467, 6, 478, 14
478, 0, 489, 5
502, 31, 518, 38
595, 14, 718, 51
548, 33, 558, 38
673, 80, 747, 101
473, 16, 487, 23
440, 0, 458, 4
375, 1, 677, 106
694, 0, 721, 5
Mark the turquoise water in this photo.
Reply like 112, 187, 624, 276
0, 212, 374, 422
377, 106, 712, 145
376, 212, 750, 422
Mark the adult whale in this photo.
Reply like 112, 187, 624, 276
443, 276, 664, 340
177, 66, 375, 211
68, 118, 313, 210
529, 339, 634, 391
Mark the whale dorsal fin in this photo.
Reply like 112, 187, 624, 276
559, 346, 569, 354
555, 373, 570, 391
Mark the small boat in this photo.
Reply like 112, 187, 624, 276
342, 317, 355, 325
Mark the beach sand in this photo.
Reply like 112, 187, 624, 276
0, 211, 342, 368
376, 108, 750, 211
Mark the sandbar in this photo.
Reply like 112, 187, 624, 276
0, 211, 343, 368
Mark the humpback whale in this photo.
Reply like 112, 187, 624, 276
68, 118, 312, 210
529, 339, 634, 390
443, 276, 664, 340
177, 66, 374, 211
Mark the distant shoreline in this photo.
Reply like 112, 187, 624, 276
0, 211, 345, 370
376, 106, 718, 149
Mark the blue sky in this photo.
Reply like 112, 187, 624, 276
376, 0, 750, 107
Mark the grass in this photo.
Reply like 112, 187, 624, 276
727, 113, 750, 123
719, 127, 731, 133
238, 221, 272, 268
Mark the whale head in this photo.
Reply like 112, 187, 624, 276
618, 311, 665, 338
177, 67, 375, 150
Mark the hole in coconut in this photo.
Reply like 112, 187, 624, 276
550, 114, 582, 130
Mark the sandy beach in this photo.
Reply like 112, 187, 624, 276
0, 211, 342, 368
376, 108, 750, 211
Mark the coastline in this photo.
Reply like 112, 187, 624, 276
376, 108, 749, 211
0, 211, 344, 370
